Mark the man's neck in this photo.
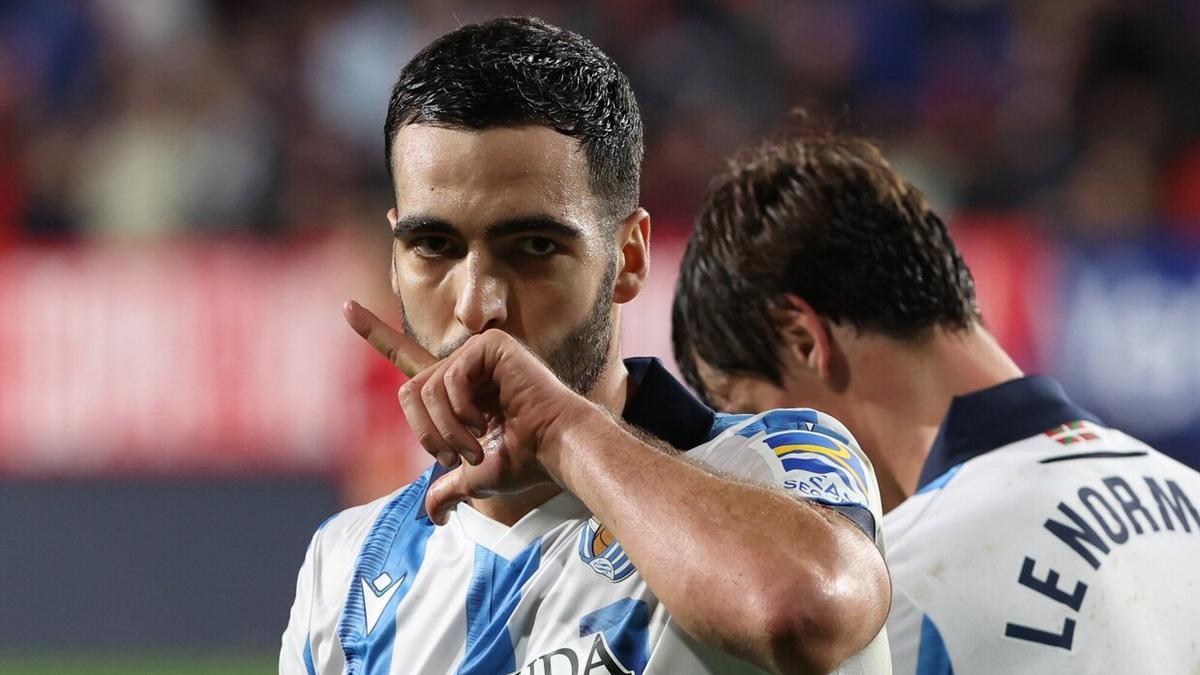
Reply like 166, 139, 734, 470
843, 325, 1022, 512
468, 355, 630, 527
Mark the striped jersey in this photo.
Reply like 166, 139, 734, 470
885, 376, 1200, 674
281, 357, 891, 674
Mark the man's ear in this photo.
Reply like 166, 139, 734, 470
387, 208, 401, 295
771, 293, 835, 383
612, 208, 651, 305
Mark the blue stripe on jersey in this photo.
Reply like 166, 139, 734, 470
458, 542, 543, 675
916, 614, 954, 675
303, 635, 316, 675
712, 410, 857, 446
734, 409, 820, 439
338, 467, 438, 675
728, 409, 855, 446
916, 464, 963, 495
809, 423, 851, 445
579, 599, 650, 674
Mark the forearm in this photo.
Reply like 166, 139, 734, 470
540, 403, 889, 674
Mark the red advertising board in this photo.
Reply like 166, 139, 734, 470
0, 241, 365, 474
4, 222, 1113, 479
0, 235, 688, 479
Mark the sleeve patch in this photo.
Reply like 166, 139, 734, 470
761, 429, 871, 508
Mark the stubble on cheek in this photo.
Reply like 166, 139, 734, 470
395, 252, 617, 394
397, 295, 471, 360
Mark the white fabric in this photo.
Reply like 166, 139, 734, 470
885, 421, 1200, 674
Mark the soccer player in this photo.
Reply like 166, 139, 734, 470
280, 19, 893, 675
671, 127, 1200, 673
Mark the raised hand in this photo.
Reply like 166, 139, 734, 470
342, 300, 437, 377
343, 301, 591, 524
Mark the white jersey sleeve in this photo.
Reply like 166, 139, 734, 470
687, 408, 891, 675
280, 531, 318, 675
690, 408, 886, 550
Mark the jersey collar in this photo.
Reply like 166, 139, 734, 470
917, 375, 1101, 490
622, 357, 716, 451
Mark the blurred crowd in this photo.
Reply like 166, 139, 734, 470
2, 0, 1200, 248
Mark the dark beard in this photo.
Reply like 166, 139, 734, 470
540, 260, 616, 396
400, 260, 616, 396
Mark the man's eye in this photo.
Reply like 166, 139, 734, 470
517, 237, 559, 257
411, 237, 452, 257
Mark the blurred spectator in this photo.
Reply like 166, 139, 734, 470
2, 0, 1199, 237
75, 61, 202, 237
305, 1, 416, 152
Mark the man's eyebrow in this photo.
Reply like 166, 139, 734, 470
485, 216, 583, 240
390, 215, 584, 240
391, 216, 458, 238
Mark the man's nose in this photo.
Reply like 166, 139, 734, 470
453, 253, 508, 334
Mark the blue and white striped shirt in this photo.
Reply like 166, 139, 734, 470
281, 358, 889, 674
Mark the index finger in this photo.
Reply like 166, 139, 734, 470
343, 299, 437, 376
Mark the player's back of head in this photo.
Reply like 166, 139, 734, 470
384, 17, 643, 221
672, 121, 981, 399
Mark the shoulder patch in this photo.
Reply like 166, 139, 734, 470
761, 429, 871, 508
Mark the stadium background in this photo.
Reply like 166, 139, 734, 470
3, 0, 1200, 672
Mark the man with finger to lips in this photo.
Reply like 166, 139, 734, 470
280, 17, 891, 675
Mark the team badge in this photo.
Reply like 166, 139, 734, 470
578, 518, 635, 582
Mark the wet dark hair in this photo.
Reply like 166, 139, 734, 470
384, 17, 643, 220
672, 125, 980, 402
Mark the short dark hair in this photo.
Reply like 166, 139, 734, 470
384, 17, 643, 220
672, 126, 980, 402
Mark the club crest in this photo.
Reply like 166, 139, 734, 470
578, 518, 635, 582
